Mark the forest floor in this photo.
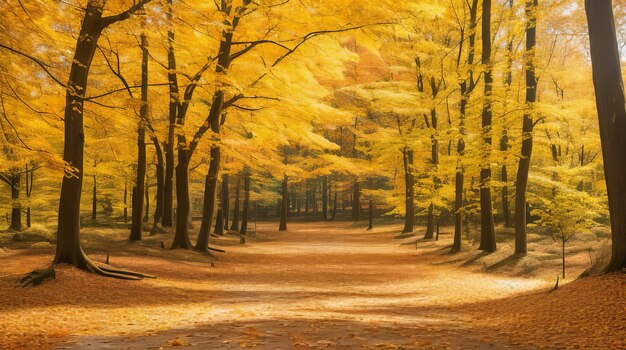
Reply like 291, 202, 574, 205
0, 221, 624, 349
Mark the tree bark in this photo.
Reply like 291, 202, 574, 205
130, 32, 149, 241
10, 174, 21, 231
240, 168, 250, 235
171, 146, 192, 249
162, 0, 177, 228
368, 199, 373, 230
150, 137, 164, 234
53, 1, 153, 280
585, 0, 626, 272
222, 174, 229, 230
402, 148, 414, 233
352, 181, 360, 221
452, 0, 478, 253
479, 0, 497, 252
513, 0, 538, 255
424, 203, 435, 239
91, 173, 97, 221
230, 176, 240, 231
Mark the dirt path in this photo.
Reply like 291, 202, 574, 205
16, 221, 548, 350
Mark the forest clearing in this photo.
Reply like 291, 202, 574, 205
2, 0, 626, 348
1, 221, 624, 349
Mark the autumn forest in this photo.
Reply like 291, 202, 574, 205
0, 0, 625, 349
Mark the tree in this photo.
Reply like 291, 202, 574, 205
48, 0, 153, 278
513, 0, 538, 255
585, 0, 626, 272
478, 0, 497, 253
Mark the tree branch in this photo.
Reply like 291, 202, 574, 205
100, 0, 153, 29
0, 44, 66, 88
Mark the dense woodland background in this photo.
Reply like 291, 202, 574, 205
0, 0, 625, 277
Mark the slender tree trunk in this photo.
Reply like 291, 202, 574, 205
214, 206, 224, 235
162, 0, 178, 228
279, 175, 288, 231
230, 177, 240, 231
514, 0, 538, 255
222, 174, 229, 230
25, 165, 32, 228
144, 182, 150, 223
240, 169, 250, 235
150, 138, 164, 234
10, 174, 21, 231
91, 173, 97, 221
330, 192, 337, 221
130, 32, 149, 241
402, 148, 414, 233
585, 0, 626, 272
124, 181, 128, 223
453, 0, 477, 253
479, 0, 497, 252
352, 181, 360, 221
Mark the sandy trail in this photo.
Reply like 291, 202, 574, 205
12, 221, 550, 349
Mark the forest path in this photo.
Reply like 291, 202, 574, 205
49, 221, 547, 349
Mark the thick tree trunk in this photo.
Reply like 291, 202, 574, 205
10, 174, 21, 231
171, 147, 192, 249
53, 2, 152, 280
352, 181, 360, 221
130, 32, 149, 241
150, 138, 164, 234
240, 169, 250, 235
196, 144, 220, 252
514, 0, 538, 255
279, 175, 288, 231
585, 0, 626, 272
402, 148, 414, 233
222, 174, 229, 230
479, 0, 497, 252
230, 177, 240, 231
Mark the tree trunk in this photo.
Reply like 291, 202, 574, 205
150, 138, 164, 234
453, 0, 477, 253
240, 169, 250, 235
196, 144, 220, 252
230, 177, 240, 231
330, 192, 337, 221
402, 148, 414, 233
124, 181, 128, 223
10, 174, 21, 231
352, 181, 360, 221
514, 0, 538, 255
279, 175, 288, 231
53, 1, 153, 280
222, 174, 229, 230
91, 173, 97, 221
162, 0, 178, 228
479, 0, 497, 252
144, 182, 150, 223
585, 0, 626, 272
214, 206, 224, 235
130, 32, 149, 241
171, 147, 192, 249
